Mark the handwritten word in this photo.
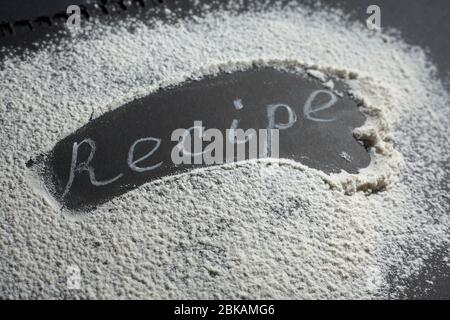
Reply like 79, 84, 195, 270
62, 89, 338, 197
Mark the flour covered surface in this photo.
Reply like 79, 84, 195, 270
0, 1, 449, 299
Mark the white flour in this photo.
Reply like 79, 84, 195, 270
0, 2, 449, 299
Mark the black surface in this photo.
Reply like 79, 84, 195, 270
42, 67, 369, 210
0, 0, 86, 23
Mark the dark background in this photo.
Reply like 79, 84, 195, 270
0, 0, 448, 300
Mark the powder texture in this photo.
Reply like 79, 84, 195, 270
0, 2, 449, 299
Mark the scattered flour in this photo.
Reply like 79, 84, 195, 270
307, 69, 328, 82
339, 152, 352, 163
0, 2, 449, 299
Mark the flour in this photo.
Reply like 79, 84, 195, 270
307, 69, 328, 82
0, 1, 449, 299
